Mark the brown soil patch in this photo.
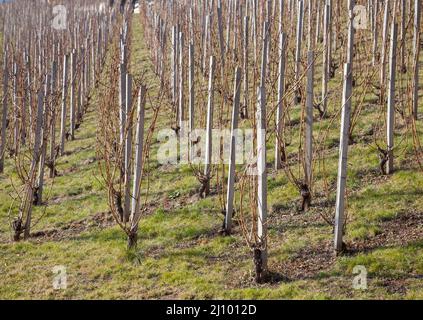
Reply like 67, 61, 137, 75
273, 241, 336, 281
351, 168, 390, 192
348, 211, 423, 253
381, 279, 408, 295
49, 192, 96, 205
29, 211, 115, 242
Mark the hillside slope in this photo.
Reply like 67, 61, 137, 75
0, 17, 422, 300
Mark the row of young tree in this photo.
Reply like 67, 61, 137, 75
0, 0, 161, 251
0, 0, 422, 283
136, 0, 422, 282
0, 0, 119, 240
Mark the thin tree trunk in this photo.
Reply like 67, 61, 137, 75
22, 90, 45, 240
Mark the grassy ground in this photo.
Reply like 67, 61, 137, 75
0, 17, 422, 299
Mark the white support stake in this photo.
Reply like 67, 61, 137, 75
334, 63, 353, 254
387, 22, 398, 174
225, 67, 242, 233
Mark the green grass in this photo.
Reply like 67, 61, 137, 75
0, 17, 423, 300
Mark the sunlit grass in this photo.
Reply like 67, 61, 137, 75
0, 16, 422, 300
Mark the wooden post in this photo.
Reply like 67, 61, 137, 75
400, 0, 406, 72
179, 32, 185, 132
307, 0, 313, 51
315, 0, 321, 44
256, 85, 267, 270
321, 3, 330, 114
217, 0, 226, 73
204, 56, 216, 196
130, 86, 146, 223
288, 0, 293, 32
334, 63, 352, 254
70, 49, 76, 140
225, 67, 242, 234
305, 50, 314, 188
13, 62, 18, 154
84, 42, 89, 106
82, 47, 87, 109
233, 0, 239, 61
77, 69, 82, 122
387, 23, 398, 174
189, 7, 194, 44
372, 0, 379, 66
36, 74, 51, 206
119, 61, 127, 148
0, 50, 8, 173
171, 26, 177, 105
294, 0, 304, 103
252, 0, 258, 63
279, 0, 284, 33
242, 15, 249, 119
123, 73, 133, 223
59, 54, 69, 156
20, 56, 26, 146
346, 7, 355, 66
189, 43, 195, 145
226, 0, 233, 54
23, 89, 45, 240
275, 32, 286, 170
327, 0, 333, 79
49, 60, 58, 178
265, 0, 271, 65
380, 0, 390, 102
91, 37, 95, 86
24, 50, 31, 143
159, 19, 166, 89
175, 24, 180, 112
260, 21, 269, 89
202, 15, 210, 74
412, 0, 421, 120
